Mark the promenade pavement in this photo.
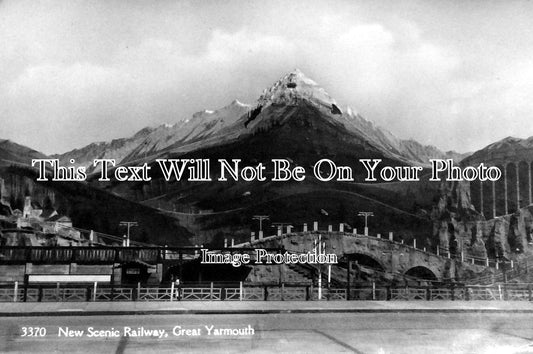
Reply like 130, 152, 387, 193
1, 300, 533, 316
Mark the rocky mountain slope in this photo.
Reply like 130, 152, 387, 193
55, 70, 465, 172
86, 71, 451, 246
0, 139, 48, 166
1, 70, 477, 248
462, 136, 533, 166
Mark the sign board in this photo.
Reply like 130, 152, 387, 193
28, 274, 111, 283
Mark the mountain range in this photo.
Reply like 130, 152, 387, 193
53, 70, 465, 172
4, 69, 528, 247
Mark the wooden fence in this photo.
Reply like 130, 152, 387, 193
1, 282, 533, 302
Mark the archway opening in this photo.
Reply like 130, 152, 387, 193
404, 266, 437, 281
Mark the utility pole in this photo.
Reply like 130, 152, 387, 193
253, 215, 269, 239
357, 211, 374, 236
119, 221, 138, 247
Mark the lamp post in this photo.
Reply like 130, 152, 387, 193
252, 215, 269, 239
357, 211, 374, 236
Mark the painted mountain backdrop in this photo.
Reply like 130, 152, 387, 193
7, 70, 521, 248
53, 70, 466, 173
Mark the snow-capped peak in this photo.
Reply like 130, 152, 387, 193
257, 69, 337, 108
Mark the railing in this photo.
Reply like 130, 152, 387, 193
181, 287, 221, 301
268, 286, 307, 301
0, 246, 282, 264
225, 287, 265, 301
42, 288, 87, 302
390, 288, 427, 301
2, 282, 532, 302
94, 288, 133, 301
312, 288, 348, 300
138, 287, 173, 301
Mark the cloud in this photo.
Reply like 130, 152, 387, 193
0, 21, 460, 154
2, 1, 533, 155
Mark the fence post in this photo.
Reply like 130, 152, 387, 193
137, 282, 141, 301
220, 285, 226, 301
170, 282, 175, 302
346, 260, 351, 301
372, 282, 376, 300
23, 274, 28, 302
210, 282, 214, 301
451, 283, 455, 301
465, 285, 470, 301
38, 286, 43, 302
93, 282, 98, 302
503, 284, 507, 301
56, 282, 60, 301
281, 282, 284, 301
529, 284, 532, 302
264, 285, 268, 301
13, 281, 18, 302
327, 277, 331, 301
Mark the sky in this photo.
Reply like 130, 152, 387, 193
1, 0, 533, 155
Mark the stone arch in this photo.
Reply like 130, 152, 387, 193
404, 266, 438, 280
344, 252, 385, 271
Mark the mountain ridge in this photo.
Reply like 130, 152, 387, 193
54, 70, 466, 171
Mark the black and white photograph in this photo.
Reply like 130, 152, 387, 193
1, 1, 533, 353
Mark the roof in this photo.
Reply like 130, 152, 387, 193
47, 215, 71, 222
40, 208, 57, 219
